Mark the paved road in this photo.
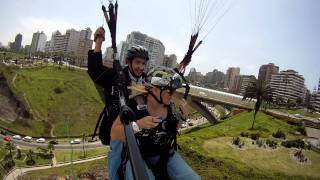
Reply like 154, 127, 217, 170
267, 109, 320, 123
0, 134, 104, 149
4, 155, 107, 180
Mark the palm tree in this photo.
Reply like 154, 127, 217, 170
48, 143, 54, 154
5, 142, 16, 159
242, 80, 273, 129
26, 149, 35, 165
82, 133, 86, 158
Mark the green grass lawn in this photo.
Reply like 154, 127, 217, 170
23, 157, 107, 178
55, 147, 108, 163
0, 65, 104, 137
203, 137, 320, 178
178, 111, 319, 179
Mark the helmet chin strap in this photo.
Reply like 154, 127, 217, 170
148, 88, 168, 107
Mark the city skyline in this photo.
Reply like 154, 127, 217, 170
0, 0, 319, 90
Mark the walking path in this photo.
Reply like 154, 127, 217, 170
4, 155, 107, 180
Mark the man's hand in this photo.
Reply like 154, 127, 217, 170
94, 27, 105, 52
137, 116, 161, 129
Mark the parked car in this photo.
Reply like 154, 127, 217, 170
70, 139, 81, 144
3, 135, 12, 142
181, 123, 187, 128
49, 140, 59, 145
22, 136, 33, 142
36, 138, 46, 143
88, 137, 98, 142
13, 135, 22, 140
294, 114, 303, 118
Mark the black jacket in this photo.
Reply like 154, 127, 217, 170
87, 50, 144, 144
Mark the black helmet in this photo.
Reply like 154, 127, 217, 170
126, 45, 149, 61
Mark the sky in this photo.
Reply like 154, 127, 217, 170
0, 0, 319, 90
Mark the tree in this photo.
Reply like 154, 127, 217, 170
82, 133, 86, 158
26, 149, 36, 166
296, 97, 303, 106
5, 142, 16, 159
242, 80, 273, 129
4, 142, 16, 170
275, 96, 284, 107
48, 143, 54, 158
16, 149, 22, 159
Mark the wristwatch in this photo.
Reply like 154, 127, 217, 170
132, 121, 141, 133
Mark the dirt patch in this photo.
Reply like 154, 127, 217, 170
0, 73, 29, 122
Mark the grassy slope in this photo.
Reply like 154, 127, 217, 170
24, 158, 107, 178
55, 147, 108, 163
178, 111, 319, 179
0, 65, 104, 136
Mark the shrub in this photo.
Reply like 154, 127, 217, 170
240, 132, 249, 137
250, 133, 259, 140
266, 139, 277, 149
272, 130, 286, 139
281, 139, 310, 149
232, 137, 240, 146
256, 140, 264, 148
26, 159, 36, 166
54, 87, 63, 94
296, 126, 306, 136
294, 150, 308, 163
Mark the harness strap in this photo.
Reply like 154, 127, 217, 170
92, 106, 107, 140
148, 88, 168, 107
118, 142, 129, 180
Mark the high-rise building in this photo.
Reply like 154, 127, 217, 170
163, 54, 177, 68
24, 45, 31, 55
44, 41, 51, 52
46, 28, 92, 62
10, 34, 22, 51
30, 31, 47, 53
103, 47, 114, 68
224, 67, 240, 92
121, 31, 165, 71
53, 32, 67, 54
258, 63, 279, 84
187, 68, 204, 84
239, 75, 256, 95
65, 29, 80, 54
270, 69, 305, 103
190, 68, 196, 73
77, 27, 93, 58
204, 69, 225, 89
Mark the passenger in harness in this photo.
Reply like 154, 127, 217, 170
109, 66, 200, 180
87, 27, 149, 145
